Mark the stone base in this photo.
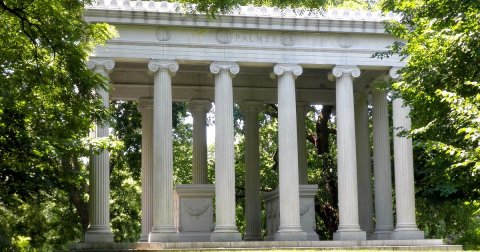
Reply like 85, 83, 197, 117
307, 233, 319, 241
138, 235, 148, 242
244, 233, 263, 241
149, 232, 178, 242
210, 231, 242, 242
274, 231, 307, 241
84, 228, 114, 243
391, 229, 425, 240
372, 230, 393, 240
70, 239, 460, 251
178, 232, 212, 242
333, 230, 366, 241
365, 231, 375, 240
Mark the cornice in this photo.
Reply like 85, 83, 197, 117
84, 2, 397, 34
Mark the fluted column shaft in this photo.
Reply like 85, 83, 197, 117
85, 59, 114, 243
297, 103, 309, 185
331, 66, 366, 240
273, 64, 306, 241
148, 60, 179, 242
210, 62, 241, 242
391, 97, 425, 239
354, 91, 374, 237
389, 68, 424, 240
241, 102, 263, 241
371, 85, 394, 239
187, 100, 211, 184
138, 99, 153, 242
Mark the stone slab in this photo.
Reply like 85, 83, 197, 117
70, 239, 462, 251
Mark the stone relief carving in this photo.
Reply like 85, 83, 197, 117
281, 32, 295, 46
156, 27, 170, 41
299, 202, 312, 216
216, 30, 232, 44
182, 200, 211, 220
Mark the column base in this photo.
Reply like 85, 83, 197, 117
210, 230, 242, 242
333, 230, 366, 241
244, 233, 263, 241
84, 227, 114, 243
391, 229, 424, 240
366, 231, 375, 240
149, 232, 178, 242
149, 227, 179, 242
274, 230, 307, 241
372, 230, 393, 240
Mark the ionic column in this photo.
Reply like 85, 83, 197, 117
187, 100, 212, 184
240, 101, 263, 241
148, 60, 179, 242
210, 62, 242, 242
371, 83, 394, 239
297, 102, 309, 185
330, 65, 366, 240
354, 90, 374, 238
138, 98, 153, 242
390, 68, 424, 240
85, 58, 115, 243
273, 64, 307, 241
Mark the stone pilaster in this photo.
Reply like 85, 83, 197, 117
148, 59, 179, 242
297, 102, 309, 185
240, 101, 263, 241
371, 83, 394, 239
330, 65, 366, 241
390, 68, 424, 240
273, 64, 307, 241
209, 62, 242, 242
354, 90, 374, 238
187, 100, 212, 184
138, 98, 153, 242
85, 58, 115, 243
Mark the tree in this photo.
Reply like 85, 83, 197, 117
381, 0, 480, 248
0, 0, 115, 249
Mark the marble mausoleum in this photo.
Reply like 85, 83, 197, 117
79, 0, 433, 247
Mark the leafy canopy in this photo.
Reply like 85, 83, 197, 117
381, 0, 480, 201
0, 0, 115, 249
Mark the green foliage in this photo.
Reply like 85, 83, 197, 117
0, 0, 115, 249
417, 199, 480, 249
382, 0, 480, 248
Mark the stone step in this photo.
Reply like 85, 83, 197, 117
70, 240, 462, 251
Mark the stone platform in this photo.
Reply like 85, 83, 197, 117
70, 239, 462, 251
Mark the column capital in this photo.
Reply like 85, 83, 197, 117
137, 98, 153, 113
187, 99, 212, 113
329, 65, 361, 79
239, 101, 263, 113
148, 59, 179, 76
273, 64, 303, 77
86, 58, 115, 73
210, 62, 240, 77
389, 67, 402, 80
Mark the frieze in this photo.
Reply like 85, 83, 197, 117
156, 27, 170, 41
216, 30, 295, 46
338, 34, 352, 48
215, 30, 231, 44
